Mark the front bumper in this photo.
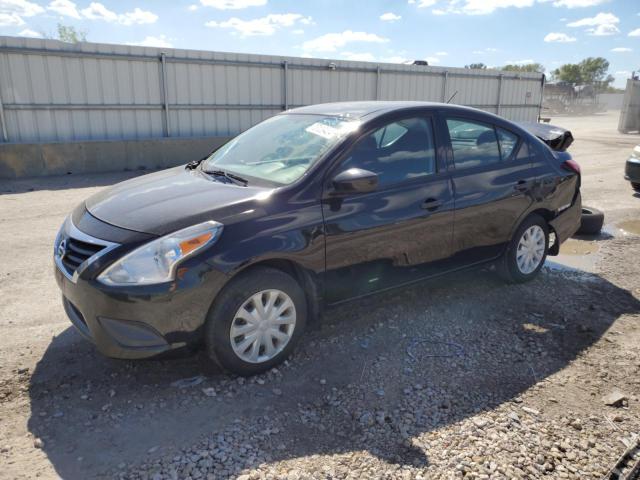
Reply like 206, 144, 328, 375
54, 214, 228, 360
624, 156, 640, 183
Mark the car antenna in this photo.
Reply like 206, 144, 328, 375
446, 91, 458, 104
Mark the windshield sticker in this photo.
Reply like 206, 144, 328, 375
306, 121, 359, 139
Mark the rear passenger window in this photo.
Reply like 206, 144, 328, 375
446, 119, 500, 169
497, 128, 519, 160
342, 117, 436, 186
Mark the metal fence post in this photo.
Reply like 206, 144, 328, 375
442, 71, 448, 102
159, 53, 171, 137
282, 61, 288, 110
376, 66, 381, 100
497, 74, 503, 116
537, 74, 546, 121
0, 89, 8, 142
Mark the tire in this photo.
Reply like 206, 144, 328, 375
205, 267, 307, 376
576, 206, 604, 235
498, 214, 549, 284
632, 183, 640, 193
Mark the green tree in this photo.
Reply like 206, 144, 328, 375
552, 57, 614, 91
578, 57, 609, 84
501, 63, 545, 73
465, 63, 487, 69
552, 63, 583, 83
56, 24, 87, 43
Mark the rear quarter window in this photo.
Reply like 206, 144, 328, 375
496, 128, 519, 160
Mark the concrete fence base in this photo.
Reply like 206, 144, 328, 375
0, 136, 231, 179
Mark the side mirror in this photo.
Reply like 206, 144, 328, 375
332, 168, 378, 194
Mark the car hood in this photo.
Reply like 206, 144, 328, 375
85, 166, 274, 236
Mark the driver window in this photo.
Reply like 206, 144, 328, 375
341, 117, 436, 187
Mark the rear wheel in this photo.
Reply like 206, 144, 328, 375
205, 267, 307, 376
498, 214, 549, 284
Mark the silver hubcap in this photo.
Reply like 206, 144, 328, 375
516, 225, 546, 274
230, 289, 296, 364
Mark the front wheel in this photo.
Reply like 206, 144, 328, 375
205, 267, 307, 376
498, 214, 549, 284
632, 182, 640, 193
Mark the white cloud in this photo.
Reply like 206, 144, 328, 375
47, 0, 80, 19
118, 7, 158, 25
424, 56, 440, 64
18, 27, 41, 36
542, 0, 609, 7
415, 0, 608, 15
567, 12, 619, 36
408, 0, 437, 7
291, 28, 304, 34
206, 13, 311, 36
611, 47, 632, 52
435, 51, 448, 56
199, 0, 266, 9
544, 32, 577, 42
79, 3, 157, 25
188, 4, 198, 11
0, 12, 23, 24
380, 55, 409, 63
505, 58, 535, 65
341, 51, 377, 62
380, 12, 401, 21
427, 0, 535, 16
629, 28, 640, 37
0, 0, 44, 17
302, 30, 388, 53
81, 2, 116, 21
130, 35, 172, 48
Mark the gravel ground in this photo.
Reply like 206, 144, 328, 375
0, 111, 639, 479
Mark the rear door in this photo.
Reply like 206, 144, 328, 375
443, 115, 535, 264
322, 113, 454, 303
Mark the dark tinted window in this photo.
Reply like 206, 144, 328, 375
342, 117, 436, 186
446, 119, 500, 169
497, 128, 519, 160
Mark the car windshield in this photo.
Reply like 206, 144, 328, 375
202, 114, 360, 185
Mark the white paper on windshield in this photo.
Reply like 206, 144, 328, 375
306, 121, 359, 140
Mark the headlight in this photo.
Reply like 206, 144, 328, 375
631, 146, 640, 159
97, 221, 223, 286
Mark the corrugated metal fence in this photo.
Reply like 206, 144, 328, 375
0, 36, 544, 144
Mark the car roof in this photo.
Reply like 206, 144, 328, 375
285, 101, 495, 120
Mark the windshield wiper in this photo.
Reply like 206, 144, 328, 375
204, 169, 249, 186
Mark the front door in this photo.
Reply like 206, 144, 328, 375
322, 114, 455, 303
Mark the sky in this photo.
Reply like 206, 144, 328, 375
1, 0, 639, 87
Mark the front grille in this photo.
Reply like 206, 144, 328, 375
60, 237, 106, 276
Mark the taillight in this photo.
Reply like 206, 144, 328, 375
562, 159, 581, 175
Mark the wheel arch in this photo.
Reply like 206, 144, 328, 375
219, 258, 324, 330
509, 207, 558, 255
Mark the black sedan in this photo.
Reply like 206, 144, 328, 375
54, 101, 582, 375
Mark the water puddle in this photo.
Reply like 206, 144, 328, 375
617, 220, 640, 236
559, 238, 600, 256
546, 237, 601, 274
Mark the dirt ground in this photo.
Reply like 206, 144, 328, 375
0, 111, 639, 479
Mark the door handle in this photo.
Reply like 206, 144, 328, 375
421, 198, 442, 211
514, 180, 529, 192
